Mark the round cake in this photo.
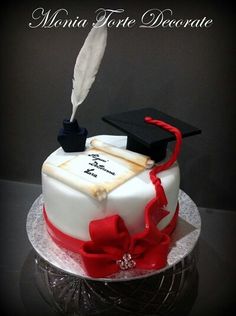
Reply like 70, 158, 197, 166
41, 112, 189, 278
42, 135, 180, 241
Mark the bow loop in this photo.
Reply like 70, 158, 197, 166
89, 215, 130, 259
80, 215, 133, 277
89, 214, 130, 251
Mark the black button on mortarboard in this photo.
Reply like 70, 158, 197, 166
102, 108, 201, 162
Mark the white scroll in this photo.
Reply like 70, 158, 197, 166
90, 139, 154, 169
42, 140, 154, 201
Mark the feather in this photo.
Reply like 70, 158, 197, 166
70, 21, 107, 122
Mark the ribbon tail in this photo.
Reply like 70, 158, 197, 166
135, 233, 170, 270
161, 204, 179, 235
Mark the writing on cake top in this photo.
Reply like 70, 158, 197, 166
83, 153, 116, 178
59, 149, 140, 187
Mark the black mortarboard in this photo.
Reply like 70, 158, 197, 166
103, 108, 201, 162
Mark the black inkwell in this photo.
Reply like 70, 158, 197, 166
57, 119, 88, 152
103, 107, 201, 162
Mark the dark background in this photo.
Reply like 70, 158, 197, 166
0, 0, 235, 210
0, 2, 235, 315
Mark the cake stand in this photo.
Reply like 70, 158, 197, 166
27, 190, 201, 315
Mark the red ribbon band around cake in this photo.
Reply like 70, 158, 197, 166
43, 117, 182, 278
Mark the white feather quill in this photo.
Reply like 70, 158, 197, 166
70, 21, 107, 122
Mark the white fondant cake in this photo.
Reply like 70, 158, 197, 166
42, 135, 180, 241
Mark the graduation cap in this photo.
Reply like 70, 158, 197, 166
102, 108, 201, 162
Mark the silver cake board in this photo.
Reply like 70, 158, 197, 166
26, 190, 201, 282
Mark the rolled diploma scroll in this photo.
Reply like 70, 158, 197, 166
90, 139, 154, 169
42, 163, 107, 201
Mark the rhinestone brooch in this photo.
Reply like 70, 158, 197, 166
116, 253, 136, 270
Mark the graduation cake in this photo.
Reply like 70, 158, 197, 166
41, 23, 200, 278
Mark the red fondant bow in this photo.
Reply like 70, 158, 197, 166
79, 197, 170, 277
